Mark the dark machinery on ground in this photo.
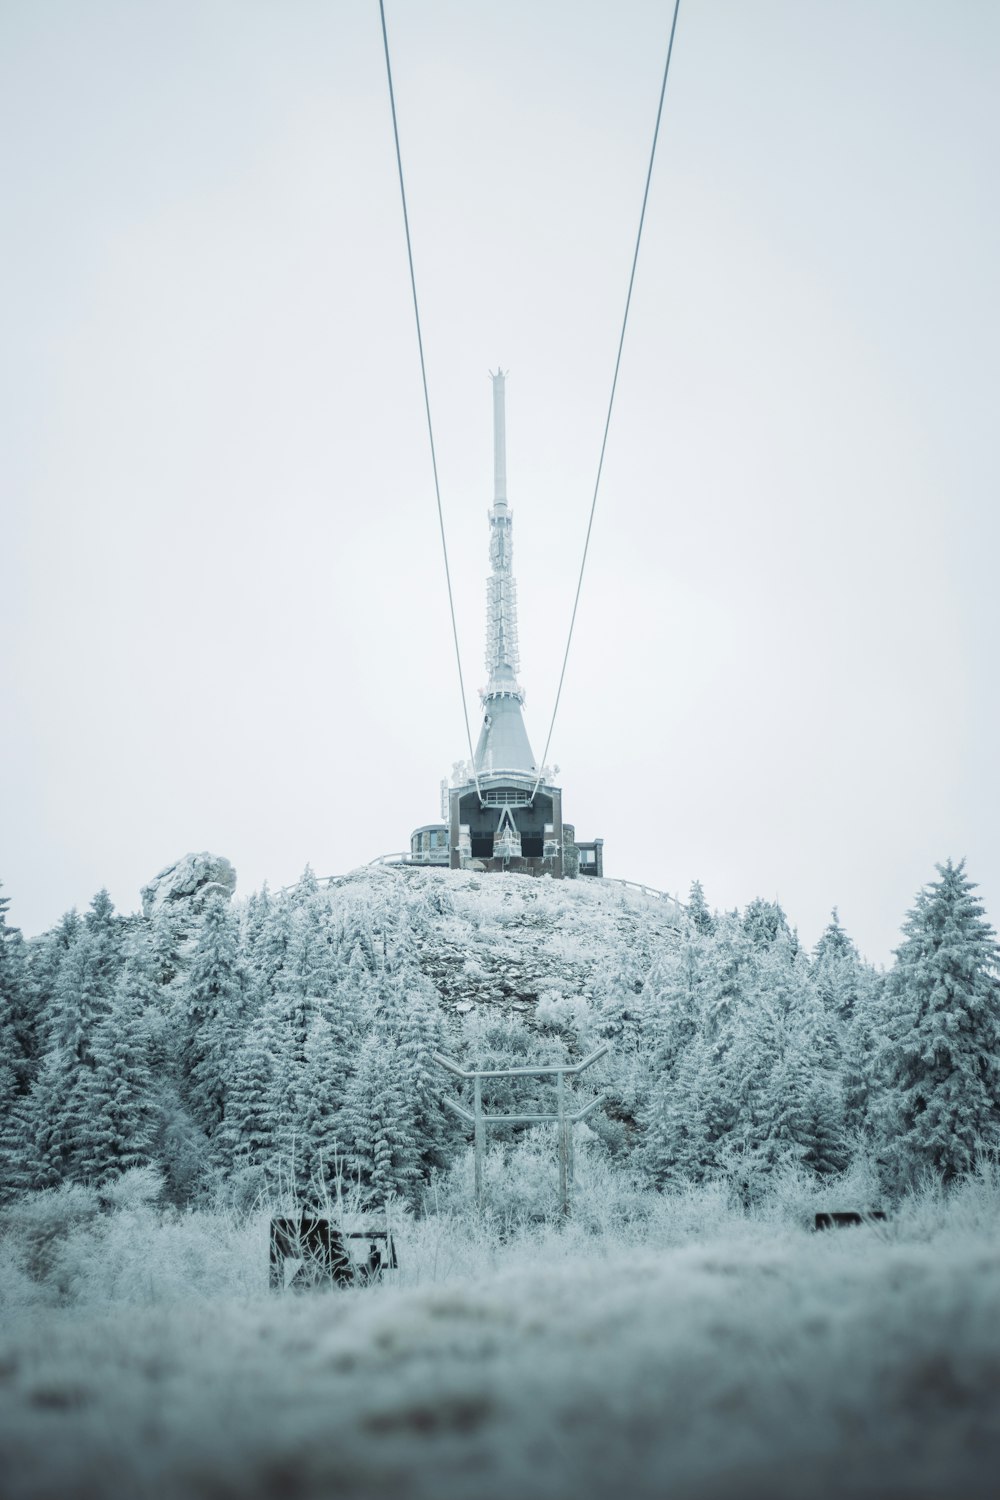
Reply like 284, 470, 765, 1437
269, 1215, 398, 1290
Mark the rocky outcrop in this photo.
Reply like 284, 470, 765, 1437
328, 864, 682, 1017
141, 853, 237, 918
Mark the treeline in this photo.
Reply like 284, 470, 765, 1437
0, 861, 998, 1209
0, 871, 451, 1208
622, 868, 1000, 1200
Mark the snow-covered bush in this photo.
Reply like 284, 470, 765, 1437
0, 1181, 102, 1300
0, 1171, 265, 1309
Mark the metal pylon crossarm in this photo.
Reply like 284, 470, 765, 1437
433, 1044, 610, 1216
432, 1045, 609, 1081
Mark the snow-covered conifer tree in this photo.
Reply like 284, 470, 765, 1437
387, 966, 450, 1177
177, 893, 244, 1142
295, 1013, 348, 1193
742, 898, 793, 952
880, 860, 1000, 1186
643, 1029, 715, 1186
687, 879, 715, 935
339, 949, 450, 1203
813, 911, 861, 1019
0, 884, 33, 1197
216, 1016, 277, 1178
842, 969, 886, 1141
810, 911, 883, 1142
88, 940, 162, 1183
264, 890, 342, 1177
717, 922, 848, 1189
641, 911, 748, 1184
245, 886, 295, 1017
342, 1028, 420, 1205
28, 892, 125, 1185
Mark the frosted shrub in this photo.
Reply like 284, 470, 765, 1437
817, 1150, 885, 1219
534, 989, 596, 1044
947, 1152, 1000, 1233
432, 1137, 561, 1231
69, 1205, 265, 1305
0, 1182, 102, 1301
0, 1176, 266, 1309
217, 1162, 270, 1217
886, 1154, 1000, 1243
642, 1176, 742, 1246
739, 1156, 841, 1228
100, 1163, 165, 1211
428, 1132, 734, 1242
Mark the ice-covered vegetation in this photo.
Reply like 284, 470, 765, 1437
2, 1162, 1000, 1499
1, 858, 999, 1496
2, 859, 998, 1208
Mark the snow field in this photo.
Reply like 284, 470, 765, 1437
2, 1179, 1000, 1500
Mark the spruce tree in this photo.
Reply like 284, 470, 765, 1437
643, 1030, 715, 1186
640, 913, 747, 1184
724, 925, 848, 1185
217, 1017, 277, 1175
342, 1030, 419, 1205
247, 887, 295, 1016
25, 892, 126, 1186
814, 910, 865, 1027
843, 969, 886, 1140
387, 967, 450, 1177
742, 898, 792, 952
687, 879, 715, 935
0, 884, 31, 1197
0, 885, 32, 1086
339, 950, 448, 1204
296, 1013, 350, 1195
881, 860, 1000, 1186
88, 945, 161, 1183
178, 893, 244, 1141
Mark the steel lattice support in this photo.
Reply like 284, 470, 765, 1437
434, 1044, 610, 1218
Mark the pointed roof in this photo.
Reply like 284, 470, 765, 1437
475, 679, 536, 775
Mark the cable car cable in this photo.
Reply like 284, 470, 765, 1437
378, 0, 484, 804
530, 0, 682, 803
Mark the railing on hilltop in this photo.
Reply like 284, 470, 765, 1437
290, 863, 686, 914
602, 877, 687, 912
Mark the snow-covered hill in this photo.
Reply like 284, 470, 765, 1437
325, 865, 683, 1016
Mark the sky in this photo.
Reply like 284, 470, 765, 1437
2, 0, 998, 963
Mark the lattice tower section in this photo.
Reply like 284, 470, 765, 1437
485, 505, 522, 696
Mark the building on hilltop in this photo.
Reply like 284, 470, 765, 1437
409, 371, 603, 880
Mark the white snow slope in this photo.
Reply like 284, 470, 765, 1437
2, 1194, 1000, 1500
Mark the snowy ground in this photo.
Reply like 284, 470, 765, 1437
335, 864, 683, 1015
2, 1190, 1000, 1500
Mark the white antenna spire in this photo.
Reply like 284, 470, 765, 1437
474, 370, 537, 775
485, 370, 522, 699
492, 367, 507, 507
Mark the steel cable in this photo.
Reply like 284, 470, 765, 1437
530, 0, 683, 802
378, 0, 483, 804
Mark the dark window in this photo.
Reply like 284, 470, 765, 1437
470, 835, 494, 858
521, 836, 544, 858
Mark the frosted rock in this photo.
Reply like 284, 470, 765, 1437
141, 852, 237, 918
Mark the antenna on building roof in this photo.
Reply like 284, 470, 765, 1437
491, 367, 508, 507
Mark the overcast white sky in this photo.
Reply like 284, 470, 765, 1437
3, 1, 998, 962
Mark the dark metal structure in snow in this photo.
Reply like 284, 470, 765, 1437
409, 372, 603, 880
269, 1216, 397, 1290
